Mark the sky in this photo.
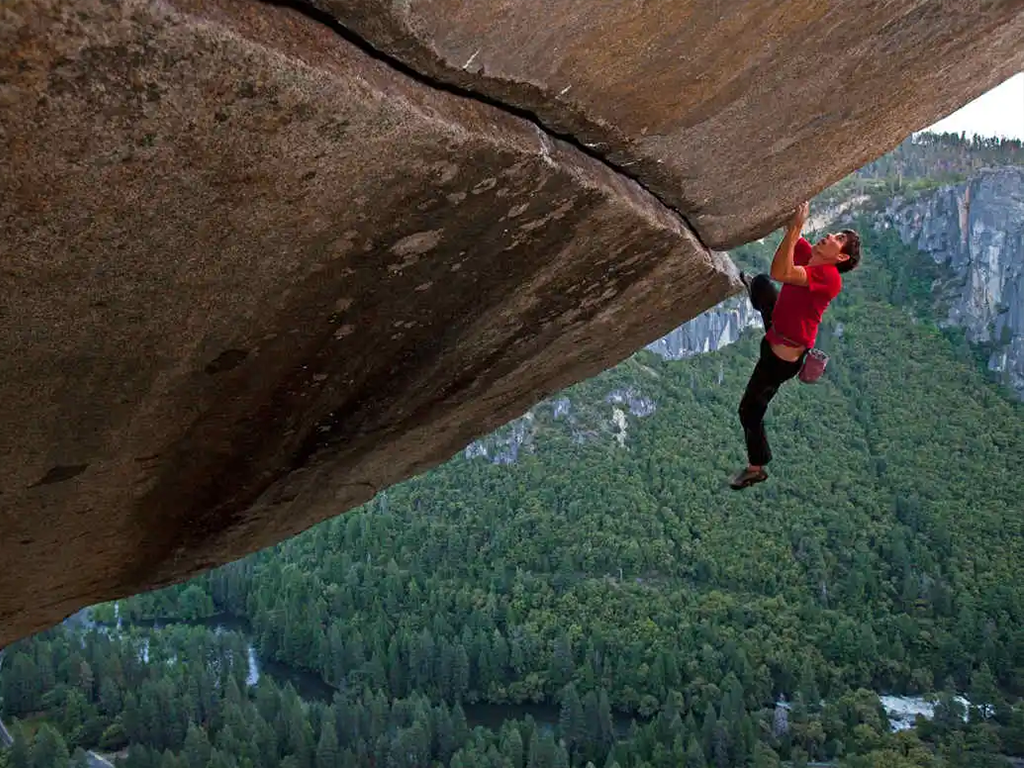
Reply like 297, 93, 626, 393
921, 72, 1024, 140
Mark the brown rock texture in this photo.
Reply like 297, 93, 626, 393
0, 0, 736, 646
313, 0, 1024, 247
1, 0, 1022, 646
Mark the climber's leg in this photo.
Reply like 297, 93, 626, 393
746, 273, 778, 331
738, 349, 783, 466
731, 338, 802, 489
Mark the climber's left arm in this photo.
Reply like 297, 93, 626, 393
770, 202, 810, 287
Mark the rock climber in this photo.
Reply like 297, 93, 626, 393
730, 201, 861, 490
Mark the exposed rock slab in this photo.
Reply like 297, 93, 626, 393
646, 296, 762, 361
0, 0, 737, 645
313, 0, 1024, 247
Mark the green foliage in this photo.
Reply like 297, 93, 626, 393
6, 133, 1024, 768
87, 215, 1024, 766
98, 721, 128, 752
30, 724, 69, 768
8, 722, 30, 768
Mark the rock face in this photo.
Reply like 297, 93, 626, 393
1, 0, 1023, 645
312, 0, 1024, 247
462, 384, 658, 462
646, 296, 763, 361
0, 0, 733, 646
884, 167, 1024, 396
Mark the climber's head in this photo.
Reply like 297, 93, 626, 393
812, 228, 860, 274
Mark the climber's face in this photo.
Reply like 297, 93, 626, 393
811, 232, 851, 266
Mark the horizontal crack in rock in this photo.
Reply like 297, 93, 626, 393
261, 0, 714, 252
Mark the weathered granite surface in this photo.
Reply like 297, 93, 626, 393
0, 0, 734, 646
311, 0, 1024, 247
2, 0, 1023, 645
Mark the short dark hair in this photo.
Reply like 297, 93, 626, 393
838, 228, 861, 274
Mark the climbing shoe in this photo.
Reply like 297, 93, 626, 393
729, 466, 768, 490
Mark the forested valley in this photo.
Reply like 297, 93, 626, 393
3, 134, 1024, 768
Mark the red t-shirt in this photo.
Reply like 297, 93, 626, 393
765, 237, 842, 348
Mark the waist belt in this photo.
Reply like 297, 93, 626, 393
769, 329, 807, 349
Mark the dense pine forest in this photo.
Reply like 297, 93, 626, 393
3, 134, 1024, 768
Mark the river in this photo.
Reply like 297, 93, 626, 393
61, 608, 984, 738
63, 609, 638, 736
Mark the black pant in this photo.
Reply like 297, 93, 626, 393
739, 274, 803, 466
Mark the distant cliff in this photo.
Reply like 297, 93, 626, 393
645, 296, 761, 360
881, 166, 1024, 397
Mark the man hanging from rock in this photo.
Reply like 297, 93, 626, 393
730, 201, 861, 490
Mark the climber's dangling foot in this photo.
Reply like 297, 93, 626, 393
729, 465, 768, 490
